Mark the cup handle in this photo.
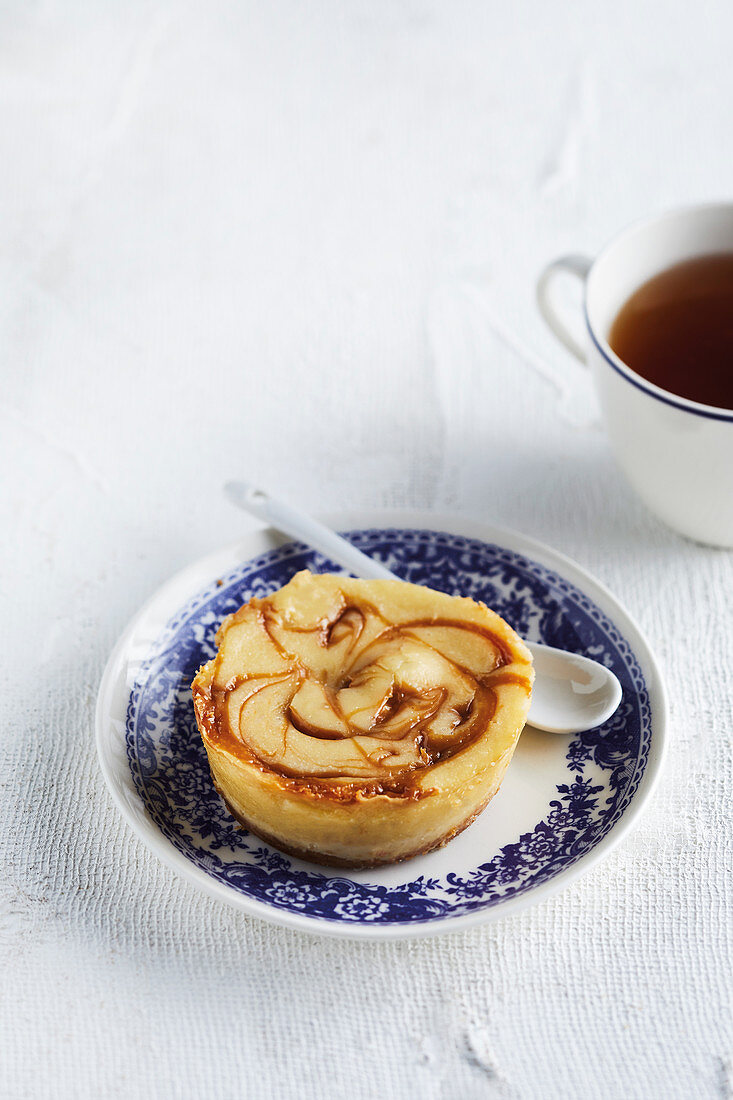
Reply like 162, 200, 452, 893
536, 254, 593, 364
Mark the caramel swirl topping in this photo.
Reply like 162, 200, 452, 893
194, 571, 533, 789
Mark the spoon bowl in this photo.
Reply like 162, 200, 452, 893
526, 642, 622, 735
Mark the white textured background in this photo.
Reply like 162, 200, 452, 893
2, 2, 732, 1098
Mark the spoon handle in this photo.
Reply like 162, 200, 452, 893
224, 481, 397, 582
226, 483, 546, 660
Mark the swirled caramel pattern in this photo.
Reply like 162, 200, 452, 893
193, 571, 533, 796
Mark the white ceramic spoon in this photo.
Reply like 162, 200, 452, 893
224, 481, 623, 735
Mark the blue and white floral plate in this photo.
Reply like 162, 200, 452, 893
96, 512, 667, 939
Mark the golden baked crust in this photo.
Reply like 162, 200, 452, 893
192, 570, 533, 868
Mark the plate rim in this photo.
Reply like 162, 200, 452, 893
95, 509, 668, 940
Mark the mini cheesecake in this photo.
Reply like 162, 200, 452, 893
192, 570, 533, 868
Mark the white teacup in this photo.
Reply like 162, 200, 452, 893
537, 203, 733, 548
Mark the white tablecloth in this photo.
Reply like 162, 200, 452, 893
2, 3, 731, 1097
